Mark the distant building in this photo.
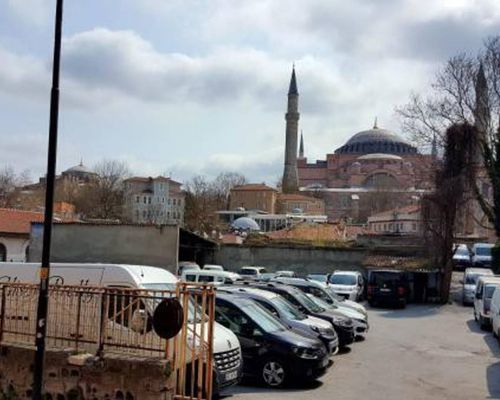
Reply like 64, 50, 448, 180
25, 161, 98, 190
277, 193, 325, 215
229, 184, 278, 213
367, 205, 422, 235
0, 208, 45, 262
124, 176, 185, 225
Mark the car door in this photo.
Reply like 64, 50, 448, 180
214, 300, 264, 370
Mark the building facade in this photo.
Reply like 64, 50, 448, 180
124, 176, 185, 225
280, 70, 436, 222
367, 205, 422, 235
229, 184, 278, 213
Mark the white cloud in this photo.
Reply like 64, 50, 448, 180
6, 0, 51, 26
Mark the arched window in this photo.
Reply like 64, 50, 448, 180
0, 243, 6, 262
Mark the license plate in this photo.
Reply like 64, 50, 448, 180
380, 288, 391, 292
225, 371, 238, 381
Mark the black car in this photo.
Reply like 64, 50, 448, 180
245, 282, 355, 348
214, 293, 331, 388
367, 269, 409, 308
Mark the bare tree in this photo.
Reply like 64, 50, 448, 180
0, 166, 17, 207
396, 37, 500, 148
75, 160, 130, 220
422, 123, 477, 302
184, 172, 247, 234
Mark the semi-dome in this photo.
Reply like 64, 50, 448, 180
335, 126, 417, 155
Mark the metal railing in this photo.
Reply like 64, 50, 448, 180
0, 282, 215, 400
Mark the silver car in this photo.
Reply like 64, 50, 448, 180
462, 267, 493, 305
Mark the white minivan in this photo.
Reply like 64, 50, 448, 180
0, 262, 242, 393
490, 287, 500, 338
473, 275, 500, 329
182, 270, 242, 285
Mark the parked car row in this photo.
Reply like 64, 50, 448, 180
183, 271, 369, 389
452, 242, 495, 270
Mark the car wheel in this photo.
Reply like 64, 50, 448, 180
261, 358, 287, 388
479, 316, 488, 330
474, 310, 478, 321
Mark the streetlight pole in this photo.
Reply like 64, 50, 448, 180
32, 1, 63, 398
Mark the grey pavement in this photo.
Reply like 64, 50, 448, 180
228, 278, 500, 400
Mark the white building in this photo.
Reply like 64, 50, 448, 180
124, 176, 185, 225
367, 205, 422, 234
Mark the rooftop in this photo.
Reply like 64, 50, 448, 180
231, 183, 277, 192
0, 208, 45, 235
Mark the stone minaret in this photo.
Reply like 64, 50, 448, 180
282, 67, 300, 193
298, 130, 305, 159
474, 63, 490, 163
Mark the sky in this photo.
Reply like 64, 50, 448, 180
1, 0, 500, 185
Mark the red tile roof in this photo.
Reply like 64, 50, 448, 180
0, 208, 45, 235
231, 184, 277, 192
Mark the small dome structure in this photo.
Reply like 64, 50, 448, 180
231, 217, 260, 231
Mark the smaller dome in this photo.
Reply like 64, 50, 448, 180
357, 153, 403, 161
64, 162, 93, 174
231, 217, 260, 231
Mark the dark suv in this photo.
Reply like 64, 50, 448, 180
214, 293, 330, 388
245, 282, 355, 348
367, 269, 409, 308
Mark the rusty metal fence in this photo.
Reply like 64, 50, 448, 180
0, 282, 215, 400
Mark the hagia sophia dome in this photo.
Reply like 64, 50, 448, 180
335, 124, 417, 156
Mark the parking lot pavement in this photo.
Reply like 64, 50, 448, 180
229, 300, 500, 399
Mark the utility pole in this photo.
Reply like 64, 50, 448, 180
32, 1, 63, 398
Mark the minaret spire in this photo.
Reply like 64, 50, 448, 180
282, 66, 300, 193
373, 117, 378, 129
474, 62, 490, 163
431, 134, 437, 158
299, 130, 305, 159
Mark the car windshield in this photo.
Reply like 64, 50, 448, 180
455, 247, 469, 256
308, 274, 327, 282
240, 268, 257, 275
330, 274, 357, 285
324, 286, 345, 302
243, 303, 287, 333
270, 296, 307, 320
476, 247, 492, 256
291, 289, 324, 313
306, 293, 333, 310
465, 274, 479, 285
485, 285, 497, 299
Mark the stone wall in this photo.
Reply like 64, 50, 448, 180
0, 346, 171, 400
29, 223, 179, 273
215, 244, 367, 274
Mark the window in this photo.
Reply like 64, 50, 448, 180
167, 212, 170, 219
148, 197, 152, 204
198, 275, 215, 283
162, 197, 165, 203
143, 196, 146, 204
185, 274, 196, 282
412, 223, 417, 231
256, 300, 279, 318
142, 211, 146, 218
168, 199, 171, 205
173, 199, 177, 206
135, 196, 139, 203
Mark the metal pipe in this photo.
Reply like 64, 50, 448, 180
32, 1, 64, 398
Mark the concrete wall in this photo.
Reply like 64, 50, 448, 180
29, 223, 179, 273
0, 235, 29, 262
0, 346, 171, 400
215, 244, 366, 275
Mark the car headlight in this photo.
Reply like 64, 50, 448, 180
332, 317, 352, 327
311, 325, 335, 336
292, 346, 321, 359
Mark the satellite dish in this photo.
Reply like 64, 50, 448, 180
152, 298, 184, 339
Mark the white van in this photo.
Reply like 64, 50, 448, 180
203, 264, 224, 271
473, 275, 500, 329
182, 270, 242, 285
471, 243, 494, 268
490, 287, 500, 338
0, 262, 242, 393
